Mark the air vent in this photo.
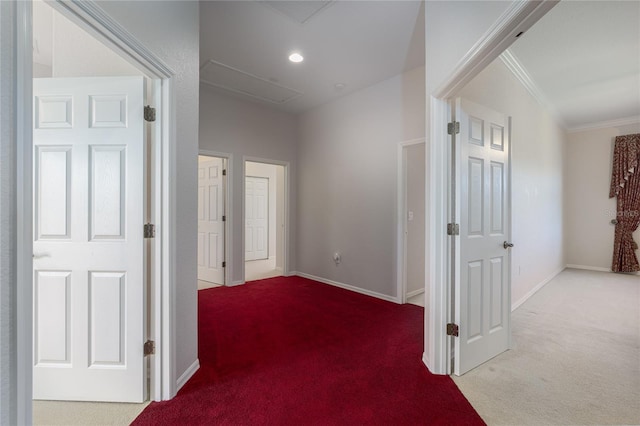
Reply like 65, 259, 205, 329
200, 60, 303, 105
261, 1, 335, 24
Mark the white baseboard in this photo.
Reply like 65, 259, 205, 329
176, 359, 199, 392
295, 272, 399, 303
422, 352, 431, 372
228, 280, 245, 287
566, 264, 611, 273
406, 288, 425, 299
511, 266, 565, 312
285, 270, 297, 277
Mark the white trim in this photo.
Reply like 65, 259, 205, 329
199, 150, 233, 287
406, 288, 425, 299
397, 138, 426, 305
566, 264, 611, 273
567, 116, 640, 133
230, 280, 246, 286
426, 97, 451, 375
175, 360, 200, 392
17, 1, 34, 424
433, 1, 559, 99
499, 49, 566, 128
18, 0, 178, 409
511, 266, 565, 311
242, 157, 291, 285
428, 0, 557, 376
296, 272, 399, 304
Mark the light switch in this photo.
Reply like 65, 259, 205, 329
408, 211, 414, 221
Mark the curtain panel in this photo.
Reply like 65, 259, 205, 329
609, 133, 640, 273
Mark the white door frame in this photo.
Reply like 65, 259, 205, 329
396, 138, 425, 304
199, 150, 232, 287
242, 156, 290, 284
16, 1, 178, 422
424, 0, 558, 375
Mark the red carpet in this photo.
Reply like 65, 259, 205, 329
132, 276, 484, 425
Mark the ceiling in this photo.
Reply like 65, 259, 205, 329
199, 1, 425, 114
508, 0, 640, 130
200, 1, 639, 129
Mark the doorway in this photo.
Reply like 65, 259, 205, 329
197, 155, 227, 289
29, 0, 167, 420
244, 160, 286, 281
397, 139, 426, 306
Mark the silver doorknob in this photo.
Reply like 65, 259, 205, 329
503, 241, 514, 249
33, 252, 51, 259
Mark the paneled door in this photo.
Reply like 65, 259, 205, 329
245, 176, 269, 261
455, 98, 512, 375
33, 77, 146, 402
198, 157, 225, 284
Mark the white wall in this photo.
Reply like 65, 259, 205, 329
406, 142, 426, 295
95, 0, 200, 391
297, 66, 425, 298
565, 123, 640, 270
459, 59, 567, 308
199, 87, 298, 284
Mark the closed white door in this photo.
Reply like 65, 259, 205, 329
455, 98, 511, 375
33, 77, 146, 402
245, 176, 269, 261
198, 157, 225, 284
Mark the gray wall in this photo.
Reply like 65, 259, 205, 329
199, 87, 298, 284
296, 66, 425, 297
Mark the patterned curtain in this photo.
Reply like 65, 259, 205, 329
609, 133, 640, 272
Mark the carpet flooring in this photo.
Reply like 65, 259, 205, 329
132, 276, 483, 425
454, 268, 640, 425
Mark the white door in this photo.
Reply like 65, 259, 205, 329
33, 77, 146, 402
454, 98, 511, 375
245, 176, 269, 261
198, 157, 225, 284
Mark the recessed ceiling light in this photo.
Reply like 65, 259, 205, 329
334, 83, 346, 91
289, 53, 304, 63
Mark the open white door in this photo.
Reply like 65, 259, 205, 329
454, 98, 511, 375
33, 76, 146, 402
198, 157, 225, 284
245, 176, 269, 261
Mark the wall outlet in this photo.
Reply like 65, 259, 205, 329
333, 252, 341, 264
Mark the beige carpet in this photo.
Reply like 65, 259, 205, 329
33, 400, 148, 425
454, 268, 640, 425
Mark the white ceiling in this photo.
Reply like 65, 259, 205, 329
200, 1, 639, 129
199, 0, 425, 114
508, 1, 640, 130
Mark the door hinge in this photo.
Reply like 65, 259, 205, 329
447, 121, 460, 135
446, 323, 459, 337
222, 215, 226, 222
144, 105, 156, 122
222, 169, 227, 176
222, 261, 226, 268
144, 340, 155, 356
144, 223, 155, 238
447, 223, 460, 236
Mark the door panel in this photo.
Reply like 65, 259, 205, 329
33, 76, 146, 402
455, 98, 511, 375
197, 157, 225, 284
245, 176, 269, 261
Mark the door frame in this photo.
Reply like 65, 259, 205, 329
17, 1, 178, 421
396, 138, 426, 304
199, 150, 232, 287
242, 157, 290, 284
425, 0, 558, 374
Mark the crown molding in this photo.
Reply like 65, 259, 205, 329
499, 49, 566, 129
566, 116, 640, 133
